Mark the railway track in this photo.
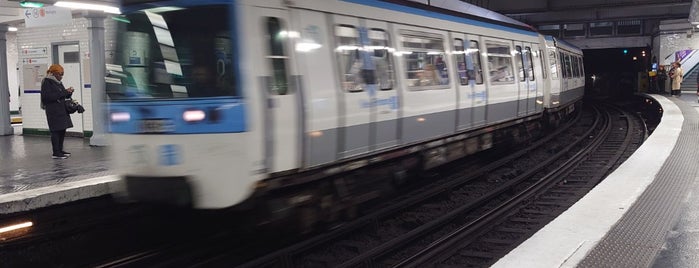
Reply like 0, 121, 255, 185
1, 99, 654, 268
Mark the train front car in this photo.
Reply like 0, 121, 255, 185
108, 1, 258, 208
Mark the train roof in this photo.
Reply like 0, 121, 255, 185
361, 0, 537, 33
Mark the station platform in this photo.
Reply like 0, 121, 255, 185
494, 91, 699, 268
0, 126, 119, 214
1, 92, 699, 267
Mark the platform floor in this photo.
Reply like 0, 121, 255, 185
0, 125, 118, 214
495, 92, 699, 268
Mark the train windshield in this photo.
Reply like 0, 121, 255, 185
108, 5, 237, 100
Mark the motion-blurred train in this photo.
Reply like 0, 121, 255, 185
107, 0, 584, 220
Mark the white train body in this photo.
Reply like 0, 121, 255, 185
108, 0, 584, 209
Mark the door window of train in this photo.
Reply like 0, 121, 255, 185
548, 50, 558, 79
111, 5, 237, 99
400, 33, 449, 88
265, 17, 291, 95
454, 38, 468, 85
336, 25, 363, 92
485, 41, 515, 84
539, 49, 547, 79
368, 28, 395, 90
336, 26, 394, 92
525, 47, 534, 81
515, 45, 525, 82
559, 52, 568, 78
469, 40, 484, 84
564, 53, 573, 79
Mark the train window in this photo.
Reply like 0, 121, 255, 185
485, 41, 514, 84
548, 50, 558, 79
336, 26, 394, 92
111, 5, 237, 99
400, 32, 449, 88
265, 17, 291, 95
534, 49, 547, 79
515, 45, 525, 82
469, 40, 484, 84
572, 56, 579, 77
578, 56, 584, 77
564, 53, 573, 78
369, 28, 395, 91
559, 52, 568, 78
525, 47, 534, 81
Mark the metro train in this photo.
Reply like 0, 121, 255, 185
107, 0, 585, 221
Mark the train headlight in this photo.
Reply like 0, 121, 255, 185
110, 112, 131, 122
183, 110, 206, 122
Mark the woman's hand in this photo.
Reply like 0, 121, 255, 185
66, 87, 74, 93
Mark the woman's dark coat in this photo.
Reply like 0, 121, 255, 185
40, 78, 73, 131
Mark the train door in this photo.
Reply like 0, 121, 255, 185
523, 44, 537, 114
333, 15, 371, 158
530, 44, 544, 113
56, 44, 83, 133
254, 7, 301, 173
514, 42, 528, 116
363, 20, 399, 151
469, 37, 487, 127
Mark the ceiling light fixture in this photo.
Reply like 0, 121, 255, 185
54, 1, 121, 14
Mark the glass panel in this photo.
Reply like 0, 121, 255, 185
515, 45, 525, 81
111, 5, 236, 99
402, 33, 449, 88
525, 47, 534, 81
539, 49, 547, 79
266, 17, 290, 95
335, 25, 363, 92
486, 41, 514, 84
469, 40, 484, 84
549, 50, 558, 79
369, 28, 394, 90
454, 38, 468, 85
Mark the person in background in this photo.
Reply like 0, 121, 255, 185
670, 62, 683, 97
656, 65, 667, 94
40, 64, 74, 159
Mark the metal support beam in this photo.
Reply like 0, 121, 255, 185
0, 25, 13, 135
84, 10, 108, 146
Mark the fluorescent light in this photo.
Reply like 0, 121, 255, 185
0, 221, 33, 234
8, 27, 18, 32
55, 1, 121, 14
19, 1, 44, 8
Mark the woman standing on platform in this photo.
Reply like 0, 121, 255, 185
40, 64, 74, 159
670, 62, 683, 96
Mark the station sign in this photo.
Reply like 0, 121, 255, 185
23, 6, 72, 28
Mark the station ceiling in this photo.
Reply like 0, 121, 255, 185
0, 0, 697, 34
475, 0, 693, 26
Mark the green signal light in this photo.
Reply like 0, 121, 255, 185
623, 49, 628, 54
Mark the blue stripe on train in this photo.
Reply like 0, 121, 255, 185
108, 98, 247, 134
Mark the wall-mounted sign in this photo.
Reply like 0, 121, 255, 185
24, 6, 72, 28
20, 47, 47, 57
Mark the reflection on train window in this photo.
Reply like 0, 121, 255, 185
111, 5, 237, 99
454, 38, 482, 86
515, 45, 525, 82
401, 32, 449, 88
486, 41, 514, 84
369, 28, 394, 90
469, 40, 484, 84
336, 25, 362, 92
549, 50, 559, 79
454, 38, 468, 85
266, 17, 291, 95
525, 47, 534, 81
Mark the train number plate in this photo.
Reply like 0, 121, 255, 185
139, 119, 175, 133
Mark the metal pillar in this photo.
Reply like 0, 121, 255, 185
0, 25, 13, 136
85, 11, 108, 146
